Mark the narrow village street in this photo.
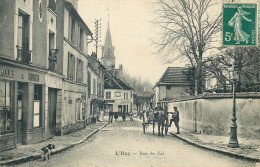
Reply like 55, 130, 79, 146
14, 118, 255, 167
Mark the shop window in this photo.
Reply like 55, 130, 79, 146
106, 92, 111, 99
17, 100, 22, 121
34, 85, 42, 127
0, 81, 11, 132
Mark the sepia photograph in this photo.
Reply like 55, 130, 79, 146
0, 0, 259, 166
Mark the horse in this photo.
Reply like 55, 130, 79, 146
153, 109, 168, 136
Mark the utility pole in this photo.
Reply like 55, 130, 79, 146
94, 19, 101, 56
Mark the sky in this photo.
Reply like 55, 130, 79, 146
78, 0, 185, 85
77, 0, 260, 85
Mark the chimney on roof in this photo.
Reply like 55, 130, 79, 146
115, 64, 123, 80
91, 52, 97, 59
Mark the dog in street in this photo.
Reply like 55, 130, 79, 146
41, 144, 55, 160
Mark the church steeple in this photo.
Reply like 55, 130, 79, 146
101, 10, 115, 69
104, 22, 113, 48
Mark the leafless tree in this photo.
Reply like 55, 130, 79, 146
204, 46, 260, 92
153, 0, 222, 94
203, 54, 232, 92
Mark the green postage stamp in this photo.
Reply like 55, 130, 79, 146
223, 3, 257, 46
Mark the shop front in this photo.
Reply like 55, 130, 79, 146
0, 63, 46, 151
62, 81, 87, 135
45, 73, 63, 138
115, 101, 130, 116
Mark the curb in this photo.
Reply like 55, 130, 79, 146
0, 122, 109, 166
170, 132, 260, 162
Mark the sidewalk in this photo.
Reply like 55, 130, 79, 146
169, 128, 260, 162
0, 121, 109, 166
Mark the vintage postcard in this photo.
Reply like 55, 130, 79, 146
0, 0, 259, 167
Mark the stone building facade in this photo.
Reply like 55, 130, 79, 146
0, 0, 93, 151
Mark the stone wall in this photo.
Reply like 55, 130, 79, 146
168, 93, 260, 139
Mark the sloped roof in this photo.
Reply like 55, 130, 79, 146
156, 67, 192, 86
104, 70, 133, 90
114, 77, 133, 90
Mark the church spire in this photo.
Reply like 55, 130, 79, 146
104, 22, 113, 47
101, 9, 115, 69
104, 9, 112, 47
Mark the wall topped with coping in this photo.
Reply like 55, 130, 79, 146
167, 92, 260, 139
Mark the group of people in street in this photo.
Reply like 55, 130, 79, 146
143, 102, 180, 134
105, 102, 180, 134
108, 109, 134, 123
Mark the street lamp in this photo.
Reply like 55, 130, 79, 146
228, 63, 240, 148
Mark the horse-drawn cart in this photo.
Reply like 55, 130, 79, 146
142, 109, 169, 136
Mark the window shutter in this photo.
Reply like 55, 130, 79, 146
18, 16, 23, 47
67, 53, 70, 79
73, 56, 76, 80
69, 15, 72, 41
81, 61, 84, 82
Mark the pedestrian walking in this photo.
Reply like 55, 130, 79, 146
129, 110, 134, 121
114, 111, 118, 121
122, 111, 126, 121
168, 106, 180, 134
96, 109, 100, 122
99, 109, 104, 122
109, 108, 114, 123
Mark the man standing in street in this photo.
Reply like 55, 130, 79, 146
108, 107, 113, 123
155, 102, 163, 111
168, 106, 180, 134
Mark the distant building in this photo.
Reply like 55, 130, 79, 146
153, 67, 193, 105
101, 21, 133, 115
134, 91, 153, 112
104, 71, 133, 115
87, 52, 106, 123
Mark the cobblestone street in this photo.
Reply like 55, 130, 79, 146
12, 119, 256, 167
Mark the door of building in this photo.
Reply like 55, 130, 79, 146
48, 88, 57, 137
123, 105, 126, 114
118, 105, 122, 116
17, 83, 25, 144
